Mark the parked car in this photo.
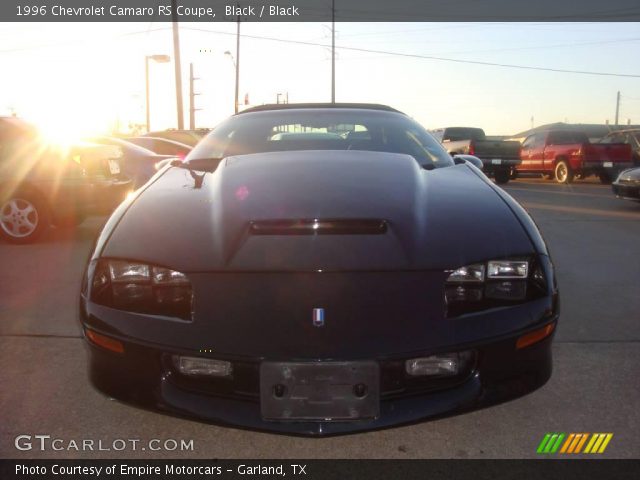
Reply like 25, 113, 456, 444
88, 137, 174, 189
142, 128, 210, 147
80, 103, 559, 435
0, 118, 131, 243
612, 167, 640, 201
431, 127, 521, 184
599, 129, 640, 166
126, 136, 192, 158
518, 130, 633, 183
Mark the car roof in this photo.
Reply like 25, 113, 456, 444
90, 136, 157, 156
131, 136, 192, 148
605, 128, 640, 134
237, 103, 404, 115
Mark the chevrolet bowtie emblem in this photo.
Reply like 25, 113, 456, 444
312, 308, 325, 327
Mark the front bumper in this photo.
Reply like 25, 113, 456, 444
81, 314, 557, 436
612, 181, 640, 200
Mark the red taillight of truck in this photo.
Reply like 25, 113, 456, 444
468, 140, 475, 155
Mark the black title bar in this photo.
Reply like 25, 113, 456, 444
2, 0, 640, 22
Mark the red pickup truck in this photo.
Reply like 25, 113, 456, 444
518, 130, 633, 183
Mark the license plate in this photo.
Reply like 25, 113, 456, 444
603, 162, 613, 168
260, 361, 379, 421
491, 159, 502, 165
108, 159, 121, 175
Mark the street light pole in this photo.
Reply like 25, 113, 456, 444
331, 0, 335, 103
234, 15, 240, 114
171, 0, 185, 129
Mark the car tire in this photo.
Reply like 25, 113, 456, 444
0, 191, 50, 244
554, 160, 574, 184
494, 170, 510, 184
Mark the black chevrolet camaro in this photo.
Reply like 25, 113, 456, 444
80, 104, 559, 435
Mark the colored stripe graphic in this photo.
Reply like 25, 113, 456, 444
537, 433, 565, 454
585, 433, 613, 454
537, 434, 552, 453
539, 433, 613, 454
550, 433, 565, 453
560, 434, 575, 453
574, 433, 589, 453
584, 434, 598, 453
567, 434, 583, 453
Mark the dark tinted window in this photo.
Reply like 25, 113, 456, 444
442, 128, 486, 142
188, 109, 454, 168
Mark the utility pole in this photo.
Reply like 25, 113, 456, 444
276, 92, 289, 104
331, 0, 335, 103
189, 63, 201, 130
615, 91, 620, 125
171, 0, 184, 129
234, 13, 240, 114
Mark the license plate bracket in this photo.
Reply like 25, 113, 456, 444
260, 361, 379, 421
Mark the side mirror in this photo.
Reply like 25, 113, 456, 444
453, 154, 483, 170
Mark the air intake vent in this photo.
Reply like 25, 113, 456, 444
249, 219, 388, 235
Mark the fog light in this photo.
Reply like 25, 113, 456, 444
173, 356, 232, 377
405, 351, 473, 377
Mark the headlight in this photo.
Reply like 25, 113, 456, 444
487, 260, 528, 279
446, 263, 485, 282
445, 258, 546, 317
90, 259, 193, 320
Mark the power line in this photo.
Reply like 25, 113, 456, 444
180, 26, 640, 78
3, 24, 640, 78
427, 37, 640, 56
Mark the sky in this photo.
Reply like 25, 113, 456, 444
0, 21, 639, 140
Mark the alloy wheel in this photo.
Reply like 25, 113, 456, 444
0, 198, 39, 238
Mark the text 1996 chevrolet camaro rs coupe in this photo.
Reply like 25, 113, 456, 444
80, 104, 559, 435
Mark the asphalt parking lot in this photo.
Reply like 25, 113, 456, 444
0, 177, 638, 459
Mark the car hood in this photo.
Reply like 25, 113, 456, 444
101, 150, 534, 272
618, 167, 640, 182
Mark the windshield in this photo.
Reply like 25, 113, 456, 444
187, 109, 454, 168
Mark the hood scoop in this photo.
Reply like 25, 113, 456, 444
249, 219, 388, 235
